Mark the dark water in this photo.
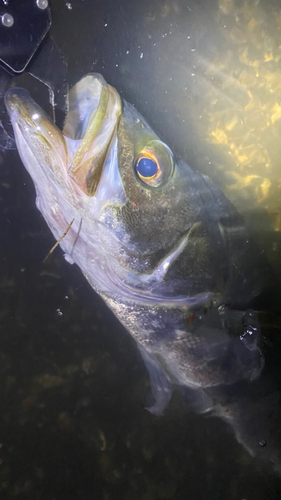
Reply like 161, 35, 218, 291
1, 0, 281, 498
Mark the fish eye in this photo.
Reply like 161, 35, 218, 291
135, 140, 174, 187
137, 157, 158, 178
136, 153, 161, 186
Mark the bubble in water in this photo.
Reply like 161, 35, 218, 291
240, 310, 260, 351
56, 308, 63, 317
66, 2, 72, 9
1, 12, 14, 27
36, 0, 48, 9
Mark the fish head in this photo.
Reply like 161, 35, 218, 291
4, 73, 219, 301
5, 74, 268, 390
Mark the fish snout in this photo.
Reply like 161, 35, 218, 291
4, 87, 33, 118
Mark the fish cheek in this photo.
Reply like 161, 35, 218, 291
117, 109, 153, 202
116, 115, 184, 273
116, 117, 169, 265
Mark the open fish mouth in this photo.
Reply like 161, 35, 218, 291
4, 74, 122, 197
4, 75, 129, 298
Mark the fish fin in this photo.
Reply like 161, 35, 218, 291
63, 253, 75, 265
179, 385, 213, 414
207, 375, 281, 475
137, 344, 173, 416
138, 344, 213, 416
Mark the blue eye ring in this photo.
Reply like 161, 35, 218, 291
136, 157, 158, 179
135, 149, 162, 186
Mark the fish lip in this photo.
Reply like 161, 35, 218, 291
4, 87, 25, 108
62, 74, 122, 196
63, 73, 110, 140
5, 87, 40, 118
4, 88, 27, 118
4, 87, 54, 139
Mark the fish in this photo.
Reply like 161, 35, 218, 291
4, 74, 281, 473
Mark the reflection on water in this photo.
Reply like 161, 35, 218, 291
187, 0, 281, 280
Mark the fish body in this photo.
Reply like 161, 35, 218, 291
5, 75, 279, 468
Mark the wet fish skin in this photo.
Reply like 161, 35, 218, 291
4, 74, 279, 471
